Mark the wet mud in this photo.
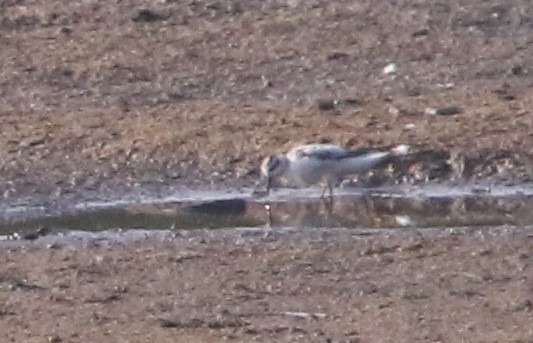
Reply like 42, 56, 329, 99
2, 184, 533, 241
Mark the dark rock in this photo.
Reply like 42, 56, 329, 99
0, 309, 15, 317
22, 227, 50, 240
510, 65, 525, 76
412, 28, 429, 37
339, 98, 361, 106
327, 51, 349, 60
425, 106, 462, 116
132, 9, 166, 23
317, 99, 337, 111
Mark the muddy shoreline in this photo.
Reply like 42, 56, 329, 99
2, 182, 533, 236
2, 224, 533, 342
3, 0, 533, 341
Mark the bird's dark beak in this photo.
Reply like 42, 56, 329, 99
265, 176, 272, 195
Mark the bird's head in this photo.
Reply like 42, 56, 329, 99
260, 154, 288, 194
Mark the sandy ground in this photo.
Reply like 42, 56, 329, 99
2, 0, 533, 341
2, 227, 533, 342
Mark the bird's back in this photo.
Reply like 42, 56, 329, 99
286, 144, 361, 161
284, 144, 371, 185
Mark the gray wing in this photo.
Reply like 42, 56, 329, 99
289, 144, 375, 161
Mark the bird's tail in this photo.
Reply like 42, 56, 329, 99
334, 144, 410, 176
390, 144, 410, 156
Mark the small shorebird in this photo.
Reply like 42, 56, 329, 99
260, 143, 410, 197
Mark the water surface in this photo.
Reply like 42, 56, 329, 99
1, 184, 532, 239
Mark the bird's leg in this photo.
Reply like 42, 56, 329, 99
320, 185, 327, 199
320, 181, 334, 211
320, 180, 334, 197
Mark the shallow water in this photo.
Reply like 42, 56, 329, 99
1, 183, 533, 239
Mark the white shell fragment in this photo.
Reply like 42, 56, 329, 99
395, 215, 416, 227
383, 63, 399, 75
283, 311, 327, 319
404, 123, 417, 131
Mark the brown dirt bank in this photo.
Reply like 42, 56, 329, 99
1, 0, 533, 204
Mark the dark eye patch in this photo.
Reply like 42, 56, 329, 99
268, 157, 280, 172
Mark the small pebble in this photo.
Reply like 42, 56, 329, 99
48, 336, 62, 343
261, 75, 273, 87
388, 106, 401, 117
340, 98, 360, 106
404, 123, 417, 131
317, 99, 337, 111
511, 65, 525, 76
412, 28, 429, 37
46, 242, 63, 250
383, 63, 398, 75
425, 106, 462, 116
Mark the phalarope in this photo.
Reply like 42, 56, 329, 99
260, 143, 410, 197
